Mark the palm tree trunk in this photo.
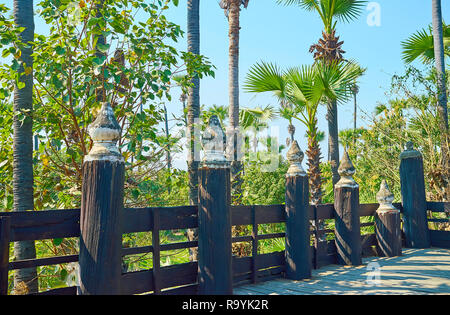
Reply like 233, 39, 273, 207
431, 0, 449, 200
327, 99, 340, 186
228, 0, 243, 204
186, 0, 200, 261
13, 0, 38, 294
432, 0, 449, 131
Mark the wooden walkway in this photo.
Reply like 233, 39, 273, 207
234, 248, 450, 295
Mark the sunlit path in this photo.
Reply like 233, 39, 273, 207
234, 248, 450, 295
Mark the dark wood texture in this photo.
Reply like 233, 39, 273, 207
399, 155, 431, 248
426, 201, 450, 213
0, 216, 11, 295
334, 186, 362, 265
197, 167, 232, 295
121, 261, 198, 295
429, 230, 450, 248
375, 210, 402, 257
0, 209, 80, 242
2, 196, 447, 295
79, 160, 124, 295
152, 208, 161, 294
285, 175, 311, 280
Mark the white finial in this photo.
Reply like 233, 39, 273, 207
335, 150, 358, 188
376, 180, 399, 213
84, 102, 124, 163
286, 140, 306, 177
201, 115, 228, 168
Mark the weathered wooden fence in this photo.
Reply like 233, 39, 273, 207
0, 106, 449, 295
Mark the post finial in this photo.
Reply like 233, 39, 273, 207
335, 150, 358, 188
85, 102, 124, 163
286, 140, 306, 177
376, 179, 398, 213
201, 115, 228, 168
400, 141, 422, 159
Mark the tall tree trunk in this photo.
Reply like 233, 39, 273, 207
327, 99, 340, 186
228, 0, 243, 204
13, 0, 38, 294
186, 0, 200, 261
163, 104, 171, 172
431, 0, 449, 200
95, 0, 106, 102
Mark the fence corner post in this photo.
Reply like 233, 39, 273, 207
334, 150, 362, 266
284, 140, 311, 280
375, 180, 402, 257
399, 142, 430, 248
79, 102, 125, 295
0, 216, 11, 295
197, 115, 232, 295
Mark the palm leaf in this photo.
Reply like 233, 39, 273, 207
401, 23, 450, 64
244, 61, 288, 101
401, 27, 435, 64
276, 0, 318, 10
277, 0, 367, 30
333, 0, 367, 24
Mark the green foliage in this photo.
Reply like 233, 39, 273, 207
401, 22, 450, 64
0, 0, 214, 210
241, 160, 288, 205
340, 65, 449, 203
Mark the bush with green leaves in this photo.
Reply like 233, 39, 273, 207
0, 0, 214, 210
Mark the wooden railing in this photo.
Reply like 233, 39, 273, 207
3, 200, 447, 295
1, 139, 450, 295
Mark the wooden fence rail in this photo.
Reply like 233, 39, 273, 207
1, 110, 449, 295
0, 199, 448, 295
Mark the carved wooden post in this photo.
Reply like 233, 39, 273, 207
197, 115, 232, 295
375, 180, 402, 257
285, 141, 311, 280
0, 216, 11, 295
334, 151, 362, 266
399, 142, 430, 248
79, 102, 125, 295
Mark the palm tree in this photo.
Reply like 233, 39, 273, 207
187, 0, 200, 206
277, 0, 367, 187
402, 1, 449, 199
431, 0, 448, 130
432, 0, 449, 200
186, 0, 200, 261
219, 0, 250, 204
245, 60, 362, 203
12, 0, 38, 294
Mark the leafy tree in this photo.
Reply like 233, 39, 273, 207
342, 66, 449, 203
0, 0, 214, 291
22, 0, 211, 207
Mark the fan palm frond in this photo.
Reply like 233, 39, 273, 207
244, 61, 288, 102
401, 23, 450, 64
277, 0, 366, 31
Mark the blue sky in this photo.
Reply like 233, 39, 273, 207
2, 0, 449, 169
